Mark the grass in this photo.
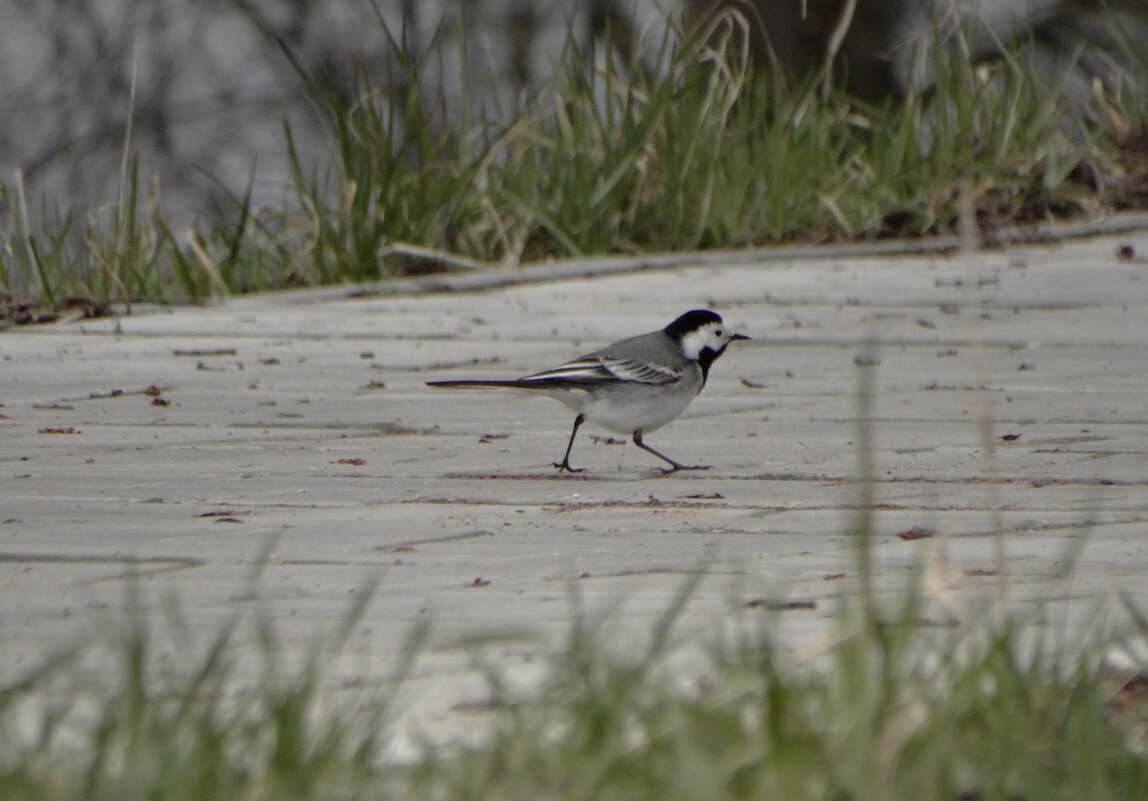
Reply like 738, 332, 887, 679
2, 13, 1147, 310
1, 558, 1146, 801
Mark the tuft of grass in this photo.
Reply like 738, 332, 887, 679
2, 12, 1148, 310
275, 14, 494, 285
430, 595, 1148, 801
0, 578, 406, 801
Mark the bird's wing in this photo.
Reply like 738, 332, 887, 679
598, 357, 682, 384
521, 355, 682, 386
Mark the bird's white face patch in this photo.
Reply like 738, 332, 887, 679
678, 320, 734, 361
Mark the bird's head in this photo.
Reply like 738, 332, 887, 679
666, 310, 750, 380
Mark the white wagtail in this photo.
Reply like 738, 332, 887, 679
427, 310, 749, 473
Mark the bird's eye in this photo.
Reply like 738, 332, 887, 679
715, 330, 723, 337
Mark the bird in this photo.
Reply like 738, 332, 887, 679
426, 309, 749, 473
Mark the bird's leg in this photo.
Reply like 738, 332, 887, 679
553, 414, 587, 473
632, 430, 710, 473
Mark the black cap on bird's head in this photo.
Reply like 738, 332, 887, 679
665, 310, 750, 344
664, 309, 724, 340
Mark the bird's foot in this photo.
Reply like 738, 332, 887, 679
659, 463, 711, 474
553, 461, 586, 473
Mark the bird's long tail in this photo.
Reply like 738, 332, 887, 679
427, 379, 517, 388
426, 379, 572, 390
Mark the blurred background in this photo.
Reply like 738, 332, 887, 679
1, 1, 1145, 304
5, 1, 1144, 222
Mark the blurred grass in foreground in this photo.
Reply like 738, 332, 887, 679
1, 12, 1147, 309
1, 564, 1145, 801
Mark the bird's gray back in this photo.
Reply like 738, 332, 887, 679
588, 330, 679, 366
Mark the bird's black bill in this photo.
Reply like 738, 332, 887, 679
730, 333, 751, 341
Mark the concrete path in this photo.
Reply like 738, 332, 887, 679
3, 226, 1147, 742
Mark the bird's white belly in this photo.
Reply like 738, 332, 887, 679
544, 383, 699, 435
